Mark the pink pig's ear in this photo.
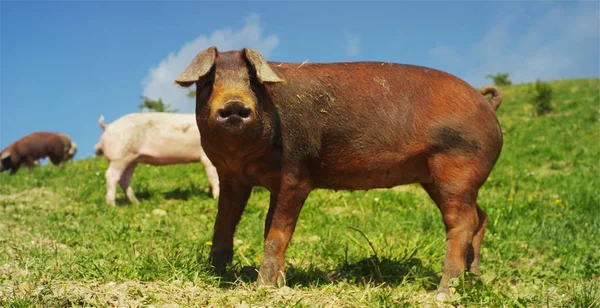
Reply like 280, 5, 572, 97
243, 48, 284, 84
174, 46, 217, 88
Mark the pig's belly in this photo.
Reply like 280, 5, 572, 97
137, 155, 200, 166
310, 152, 432, 190
137, 145, 202, 166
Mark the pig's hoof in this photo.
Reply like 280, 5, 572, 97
256, 273, 269, 286
210, 248, 233, 274
435, 291, 449, 302
255, 271, 280, 287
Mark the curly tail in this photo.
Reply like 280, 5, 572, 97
479, 85, 503, 111
98, 115, 106, 130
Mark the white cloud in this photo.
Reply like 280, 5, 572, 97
429, 2, 599, 87
141, 13, 279, 113
346, 35, 360, 58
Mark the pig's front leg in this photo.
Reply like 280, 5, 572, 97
258, 171, 312, 286
210, 179, 252, 273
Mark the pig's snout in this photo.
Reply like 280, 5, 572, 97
215, 101, 254, 127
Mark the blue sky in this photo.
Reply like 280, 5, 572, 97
1, 1, 598, 160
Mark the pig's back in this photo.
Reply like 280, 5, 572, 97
13, 132, 63, 160
266, 62, 501, 188
102, 113, 203, 164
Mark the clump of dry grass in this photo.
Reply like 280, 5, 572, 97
3, 278, 448, 307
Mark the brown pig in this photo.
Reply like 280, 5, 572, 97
0, 131, 77, 174
175, 47, 503, 300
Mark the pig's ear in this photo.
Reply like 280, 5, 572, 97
1, 151, 10, 162
244, 48, 284, 84
174, 46, 217, 88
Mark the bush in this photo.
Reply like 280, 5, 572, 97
532, 79, 553, 116
486, 73, 512, 87
139, 96, 178, 113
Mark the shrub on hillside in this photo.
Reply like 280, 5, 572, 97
486, 73, 513, 87
532, 79, 553, 116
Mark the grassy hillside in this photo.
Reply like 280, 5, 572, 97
1, 79, 598, 307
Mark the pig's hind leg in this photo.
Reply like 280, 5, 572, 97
421, 153, 492, 301
119, 163, 139, 204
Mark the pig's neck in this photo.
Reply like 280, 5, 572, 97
202, 123, 282, 188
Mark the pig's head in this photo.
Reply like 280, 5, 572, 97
174, 47, 284, 138
67, 141, 78, 161
0, 151, 11, 172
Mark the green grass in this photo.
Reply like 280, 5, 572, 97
1, 78, 599, 307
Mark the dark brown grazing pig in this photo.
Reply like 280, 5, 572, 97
175, 47, 503, 300
0, 132, 77, 174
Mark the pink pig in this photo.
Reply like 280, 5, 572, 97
94, 113, 219, 206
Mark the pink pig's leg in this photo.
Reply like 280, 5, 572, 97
119, 162, 139, 204
200, 148, 220, 199
105, 161, 127, 206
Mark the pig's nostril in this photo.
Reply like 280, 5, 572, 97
238, 108, 251, 118
219, 110, 233, 119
